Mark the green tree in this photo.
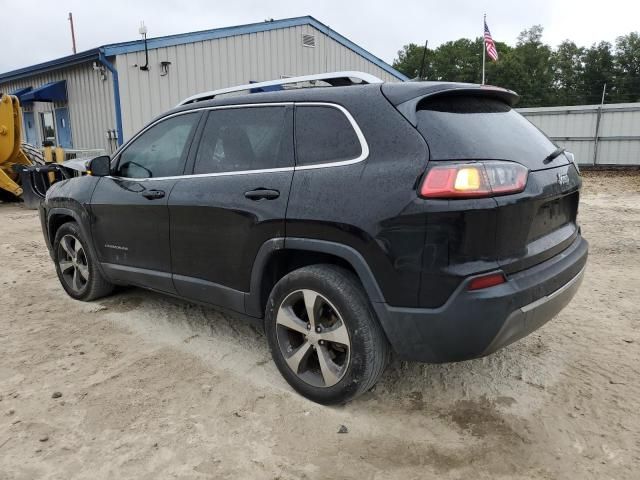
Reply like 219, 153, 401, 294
392, 43, 431, 79
497, 26, 554, 107
392, 26, 639, 107
582, 42, 616, 104
614, 32, 640, 102
551, 41, 586, 105
429, 38, 482, 83
482, 41, 513, 86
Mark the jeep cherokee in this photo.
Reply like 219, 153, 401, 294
39, 72, 588, 404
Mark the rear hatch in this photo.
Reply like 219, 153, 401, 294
414, 94, 581, 273
383, 85, 582, 306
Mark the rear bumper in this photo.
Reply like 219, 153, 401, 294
373, 235, 588, 363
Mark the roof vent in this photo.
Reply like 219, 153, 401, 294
302, 33, 316, 48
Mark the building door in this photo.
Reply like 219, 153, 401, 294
55, 107, 73, 148
22, 112, 37, 145
39, 111, 56, 146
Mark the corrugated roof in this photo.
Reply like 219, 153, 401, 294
0, 16, 407, 83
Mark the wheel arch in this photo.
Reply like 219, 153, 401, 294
47, 208, 79, 246
46, 206, 108, 280
245, 237, 386, 318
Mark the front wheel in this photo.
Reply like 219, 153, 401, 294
265, 265, 389, 404
53, 222, 114, 301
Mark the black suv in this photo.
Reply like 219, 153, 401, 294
39, 73, 588, 404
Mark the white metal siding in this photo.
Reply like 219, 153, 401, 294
116, 25, 400, 138
0, 64, 116, 152
519, 103, 640, 166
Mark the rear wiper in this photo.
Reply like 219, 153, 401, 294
543, 147, 565, 164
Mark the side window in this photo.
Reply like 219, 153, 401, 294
193, 106, 292, 174
295, 106, 362, 166
116, 113, 199, 178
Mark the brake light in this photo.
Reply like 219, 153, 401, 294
468, 272, 506, 291
420, 161, 528, 198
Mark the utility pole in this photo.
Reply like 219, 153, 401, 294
68, 13, 77, 54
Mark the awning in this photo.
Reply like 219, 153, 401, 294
10, 86, 32, 98
20, 80, 67, 103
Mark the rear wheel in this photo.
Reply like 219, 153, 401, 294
53, 222, 113, 301
265, 265, 389, 404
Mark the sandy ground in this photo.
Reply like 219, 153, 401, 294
0, 171, 638, 479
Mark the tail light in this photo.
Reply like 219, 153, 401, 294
468, 272, 506, 291
419, 161, 528, 199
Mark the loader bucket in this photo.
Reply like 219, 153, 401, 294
14, 164, 62, 209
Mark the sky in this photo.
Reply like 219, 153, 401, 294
2, 0, 639, 73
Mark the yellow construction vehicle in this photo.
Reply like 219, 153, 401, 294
0, 93, 36, 198
0, 93, 74, 207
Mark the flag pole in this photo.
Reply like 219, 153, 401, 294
482, 13, 486, 85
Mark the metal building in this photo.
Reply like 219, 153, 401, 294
0, 16, 407, 153
519, 103, 640, 167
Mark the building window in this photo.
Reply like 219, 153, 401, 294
40, 112, 56, 145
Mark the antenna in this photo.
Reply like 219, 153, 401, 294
418, 40, 428, 80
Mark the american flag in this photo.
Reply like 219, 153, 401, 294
484, 20, 499, 61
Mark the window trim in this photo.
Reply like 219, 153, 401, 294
108, 102, 368, 182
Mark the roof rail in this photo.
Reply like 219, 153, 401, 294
176, 71, 383, 106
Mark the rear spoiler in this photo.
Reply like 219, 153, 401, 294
382, 82, 519, 127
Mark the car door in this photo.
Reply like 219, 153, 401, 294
168, 105, 294, 312
91, 111, 202, 293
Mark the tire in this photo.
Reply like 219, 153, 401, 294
22, 143, 45, 166
53, 222, 114, 301
265, 264, 389, 404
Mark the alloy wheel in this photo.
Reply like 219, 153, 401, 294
57, 234, 89, 293
275, 289, 351, 387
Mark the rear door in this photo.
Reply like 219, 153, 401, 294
91, 111, 201, 292
168, 105, 294, 311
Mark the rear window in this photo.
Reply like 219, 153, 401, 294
295, 106, 362, 166
415, 96, 557, 163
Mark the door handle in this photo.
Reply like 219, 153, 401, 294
244, 188, 280, 200
142, 189, 165, 200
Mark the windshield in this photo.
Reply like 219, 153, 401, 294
415, 95, 561, 168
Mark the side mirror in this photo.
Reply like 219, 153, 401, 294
88, 155, 111, 177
